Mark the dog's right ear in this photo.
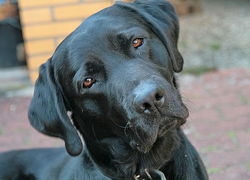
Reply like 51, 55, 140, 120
28, 59, 83, 156
116, 0, 184, 73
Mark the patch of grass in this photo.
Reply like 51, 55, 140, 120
0, 129, 3, 135
210, 43, 221, 51
5, 84, 29, 92
215, 106, 225, 119
227, 131, 236, 139
0, 91, 6, 97
182, 67, 217, 76
207, 133, 216, 138
227, 131, 238, 143
238, 94, 250, 105
208, 168, 222, 174
246, 162, 250, 170
201, 146, 218, 153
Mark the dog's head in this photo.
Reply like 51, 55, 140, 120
28, 0, 188, 157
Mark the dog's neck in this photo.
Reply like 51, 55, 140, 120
78, 128, 180, 179
71, 111, 180, 179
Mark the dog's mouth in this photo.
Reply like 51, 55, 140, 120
127, 116, 187, 153
158, 116, 187, 137
158, 119, 178, 137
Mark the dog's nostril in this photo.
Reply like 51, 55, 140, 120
143, 102, 152, 111
155, 93, 163, 101
134, 87, 166, 114
134, 99, 154, 113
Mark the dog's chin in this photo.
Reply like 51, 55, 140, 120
128, 117, 187, 153
128, 125, 158, 153
129, 139, 154, 154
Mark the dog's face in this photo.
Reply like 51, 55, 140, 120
29, 0, 188, 156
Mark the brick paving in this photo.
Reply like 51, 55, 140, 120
0, 68, 250, 179
181, 69, 250, 179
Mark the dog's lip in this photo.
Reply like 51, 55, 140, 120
158, 117, 187, 137
126, 115, 187, 153
158, 120, 178, 137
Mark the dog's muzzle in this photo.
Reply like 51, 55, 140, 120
126, 78, 188, 153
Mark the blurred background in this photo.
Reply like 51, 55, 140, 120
0, 0, 249, 179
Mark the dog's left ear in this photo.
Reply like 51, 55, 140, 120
116, 0, 183, 72
28, 59, 83, 156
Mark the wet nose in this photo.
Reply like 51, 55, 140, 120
133, 84, 165, 114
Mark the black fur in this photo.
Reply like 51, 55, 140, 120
0, 0, 208, 179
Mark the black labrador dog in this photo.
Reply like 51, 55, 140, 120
0, 0, 208, 179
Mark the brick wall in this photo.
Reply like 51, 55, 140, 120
19, 0, 113, 82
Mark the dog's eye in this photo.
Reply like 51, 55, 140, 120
132, 38, 144, 48
83, 77, 96, 88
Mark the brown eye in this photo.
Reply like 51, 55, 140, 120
83, 77, 96, 88
132, 38, 144, 48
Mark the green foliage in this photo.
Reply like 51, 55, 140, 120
201, 146, 218, 153
208, 168, 222, 174
210, 43, 221, 51
182, 67, 217, 76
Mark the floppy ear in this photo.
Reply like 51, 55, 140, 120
116, 0, 183, 72
28, 59, 83, 156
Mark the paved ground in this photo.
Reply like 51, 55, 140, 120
0, 68, 249, 179
180, 0, 250, 70
180, 69, 250, 179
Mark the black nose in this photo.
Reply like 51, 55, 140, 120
134, 85, 165, 114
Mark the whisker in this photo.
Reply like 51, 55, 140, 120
124, 122, 130, 137
110, 118, 127, 129
134, 128, 142, 143
91, 124, 101, 143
